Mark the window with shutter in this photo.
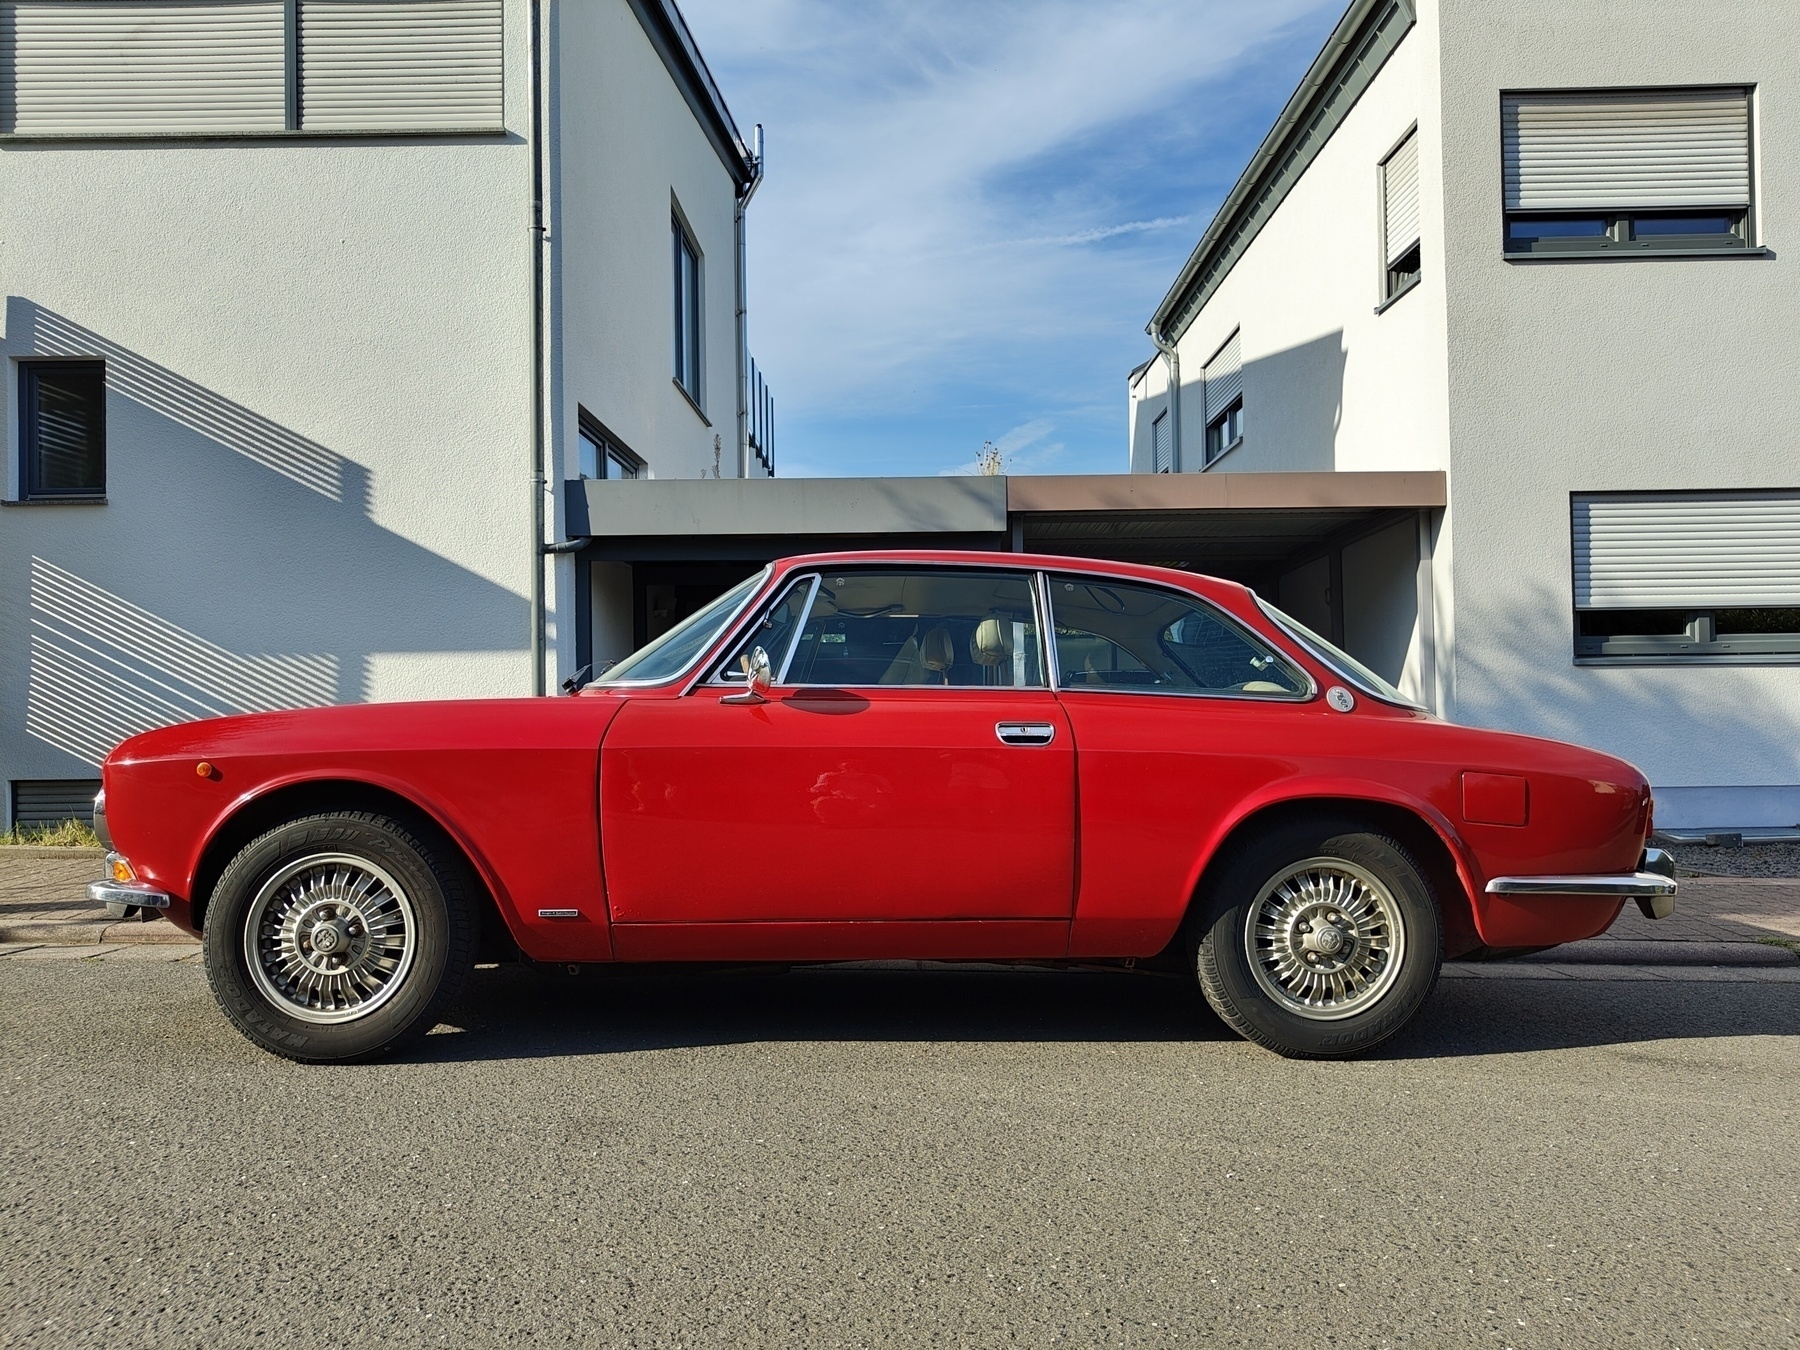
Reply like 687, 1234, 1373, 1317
1571, 491, 1800, 659
298, 0, 503, 132
1151, 410, 1170, 474
1201, 329, 1242, 468
1379, 127, 1421, 302
0, 0, 287, 135
1502, 87, 1754, 256
0, 0, 504, 137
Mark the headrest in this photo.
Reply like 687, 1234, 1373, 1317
970, 618, 1012, 666
920, 626, 955, 672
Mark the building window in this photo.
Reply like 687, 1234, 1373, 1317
1151, 410, 1170, 473
673, 216, 702, 403
578, 414, 644, 480
20, 362, 105, 499
1502, 88, 1753, 256
0, 0, 505, 137
1380, 127, 1421, 302
1572, 491, 1800, 660
1201, 329, 1242, 468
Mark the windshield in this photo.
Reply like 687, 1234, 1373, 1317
1255, 597, 1423, 710
592, 569, 768, 685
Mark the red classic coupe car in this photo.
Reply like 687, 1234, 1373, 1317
90, 551, 1675, 1062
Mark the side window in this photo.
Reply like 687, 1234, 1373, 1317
21, 362, 105, 499
1049, 575, 1306, 697
784, 570, 1046, 688
718, 575, 815, 682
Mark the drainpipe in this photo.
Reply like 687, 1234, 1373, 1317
1149, 327, 1181, 473
527, 0, 549, 694
734, 125, 764, 478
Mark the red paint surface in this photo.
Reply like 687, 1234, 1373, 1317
1463, 771, 1529, 826
98, 550, 1655, 964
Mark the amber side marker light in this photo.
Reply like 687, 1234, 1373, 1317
196, 761, 214, 778
108, 854, 136, 884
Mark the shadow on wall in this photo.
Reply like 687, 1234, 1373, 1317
9, 300, 527, 769
1136, 330, 1347, 474
1453, 576, 1800, 799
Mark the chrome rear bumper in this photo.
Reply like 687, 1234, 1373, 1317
1486, 847, 1677, 919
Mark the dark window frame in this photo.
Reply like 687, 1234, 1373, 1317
1506, 208, 1752, 257
672, 213, 703, 404
19, 360, 106, 501
1203, 396, 1243, 467
1574, 607, 1800, 663
577, 410, 646, 481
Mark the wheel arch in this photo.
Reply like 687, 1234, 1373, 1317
187, 778, 518, 961
1184, 795, 1483, 959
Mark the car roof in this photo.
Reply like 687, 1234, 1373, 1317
766, 550, 1253, 606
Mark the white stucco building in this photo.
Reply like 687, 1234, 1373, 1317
0, 0, 768, 828
1128, 0, 1800, 832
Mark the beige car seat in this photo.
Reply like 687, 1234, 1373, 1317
919, 626, 955, 683
969, 617, 1012, 672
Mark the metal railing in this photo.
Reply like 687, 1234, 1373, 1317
748, 357, 774, 476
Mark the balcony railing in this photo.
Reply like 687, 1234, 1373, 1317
748, 357, 774, 476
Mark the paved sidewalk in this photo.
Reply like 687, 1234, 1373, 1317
3, 845, 1797, 965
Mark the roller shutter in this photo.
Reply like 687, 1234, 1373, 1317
1151, 411, 1170, 474
1572, 492, 1800, 609
1503, 88, 1751, 211
0, 0, 287, 135
1203, 329, 1242, 422
1381, 128, 1420, 264
298, 0, 502, 132
10, 778, 101, 828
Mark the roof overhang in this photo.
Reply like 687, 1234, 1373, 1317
1148, 0, 1415, 344
567, 471, 1444, 580
626, 0, 758, 188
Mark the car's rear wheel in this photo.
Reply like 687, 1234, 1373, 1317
202, 812, 474, 1063
1194, 820, 1441, 1058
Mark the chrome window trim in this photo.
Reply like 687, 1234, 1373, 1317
702, 573, 820, 688
1255, 597, 1423, 710
598, 566, 772, 689
757, 564, 1055, 692
1034, 571, 1061, 690
1044, 571, 1317, 703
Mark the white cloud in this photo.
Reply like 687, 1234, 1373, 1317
677, 0, 1339, 469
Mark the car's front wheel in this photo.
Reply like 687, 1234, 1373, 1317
1194, 820, 1441, 1058
202, 812, 474, 1062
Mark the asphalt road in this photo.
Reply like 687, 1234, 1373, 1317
4, 958, 1798, 1348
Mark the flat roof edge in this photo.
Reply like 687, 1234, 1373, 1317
1005, 470, 1445, 513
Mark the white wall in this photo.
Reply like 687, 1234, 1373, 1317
1436, 0, 1800, 825
0, 1, 536, 788
1129, 19, 1451, 481
551, 0, 743, 486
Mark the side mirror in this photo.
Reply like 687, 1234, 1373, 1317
720, 645, 773, 705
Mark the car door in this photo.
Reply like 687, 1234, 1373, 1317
1041, 572, 1319, 956
599, 566, 1075, 927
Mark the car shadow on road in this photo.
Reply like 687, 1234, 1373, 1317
407, 963, 1800, 1064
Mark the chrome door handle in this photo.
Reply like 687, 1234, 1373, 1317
995, 721, 1056, 747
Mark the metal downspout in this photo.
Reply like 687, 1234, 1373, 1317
734, 125, 764, 478
527, 0, 549, 694
1150, 328, 1181, 473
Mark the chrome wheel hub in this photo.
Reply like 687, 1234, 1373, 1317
1245, 858, 1405, 1021
244, 854, 417, 1024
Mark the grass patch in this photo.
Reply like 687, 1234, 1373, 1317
0, 819, 102, 848
1754, 936, 1800, 956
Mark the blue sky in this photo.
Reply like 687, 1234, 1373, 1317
678, 0, 1347, 478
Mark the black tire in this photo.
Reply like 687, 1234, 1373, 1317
202, 811, 475, 1063
1193, 819, 1441, 1059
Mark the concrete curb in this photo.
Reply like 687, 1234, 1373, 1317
0, 917, 193, 946
1517, 939, 1798, 967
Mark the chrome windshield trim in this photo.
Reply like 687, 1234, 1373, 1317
1255, 597, 1423, 711
598, 566, 771, 689
1485, 871, 1678, 899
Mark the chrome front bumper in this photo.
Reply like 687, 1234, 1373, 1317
88, 880, 171, 911
1486, 847, 1677, 919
